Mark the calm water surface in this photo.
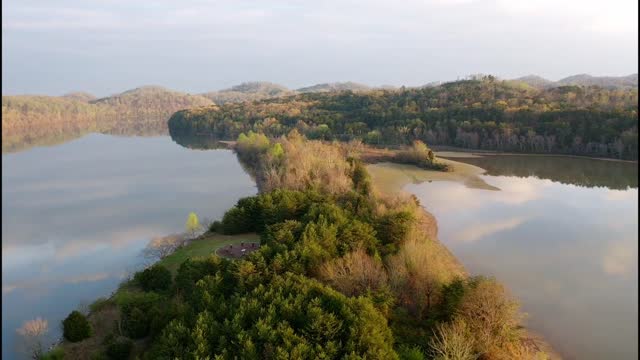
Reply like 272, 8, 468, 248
3, 135, 637, 359
406, 154, 638, 360
2, 134, 256, 359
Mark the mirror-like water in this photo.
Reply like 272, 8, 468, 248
3, 133, 637, 360
402, 154, 638, 360
1, 134, 256, 359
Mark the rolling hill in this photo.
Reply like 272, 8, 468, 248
512, 73, 638, 89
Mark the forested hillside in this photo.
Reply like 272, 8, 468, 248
296, 81, 371, 93
513, 73, 638, 89
1, 87, 214, 152
90, 86, 213, 121
202, 81, 374, 104
202, 82, 294, 104
169, 77, 639, 160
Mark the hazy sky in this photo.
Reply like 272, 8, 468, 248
2, 0, 638, 96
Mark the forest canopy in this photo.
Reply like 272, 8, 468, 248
169, 78, 638, 160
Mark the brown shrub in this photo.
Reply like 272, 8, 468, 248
318, 248, 388, 296
456, 277, 523, 354
268, 135, 353, 194
428, 318, 476, 360
387, 226, 464, 318
479, 340, 550, 360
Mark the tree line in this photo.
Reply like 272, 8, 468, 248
169, 78, 638, 160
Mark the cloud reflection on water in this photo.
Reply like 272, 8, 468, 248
454, 216, 529, 243
406, 160, 638, 360
2, 134, 258, 360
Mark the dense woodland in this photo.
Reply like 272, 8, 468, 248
169, 78, 639, 160
51, 132, 548, 360
4, 76, 638, 159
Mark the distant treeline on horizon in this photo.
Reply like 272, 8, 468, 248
169, 77, 639, 160
3, 74, 638, 159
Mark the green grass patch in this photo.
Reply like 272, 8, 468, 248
106, 233, 258, 305
89, 297, 113, 314
157, 232, 259, 273
41, 347, 65, 360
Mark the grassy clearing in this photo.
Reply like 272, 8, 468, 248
157, 232, 259, 273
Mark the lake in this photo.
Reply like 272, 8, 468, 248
1, 133, 256, 359
370, 154, 638, 360
3, 134, 637, 360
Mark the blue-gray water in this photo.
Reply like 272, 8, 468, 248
2, 135, 637, 360
407, 154, 638, 360
1, 134, 256, 359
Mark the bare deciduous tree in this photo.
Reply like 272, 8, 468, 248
142, 233, 187, 261
457, 277, 523, 354
318, 248, 388, 296
200, 217, 213, 232
428, 318, 476, 360
387, 229, 462, 318
16, 317, 49, 359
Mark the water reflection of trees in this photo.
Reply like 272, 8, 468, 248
169, 132, 260, 185
168, 132, 230, 150
450, 155, 638, 190
2, 119, 169, 154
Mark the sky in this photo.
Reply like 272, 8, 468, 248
2, 0, 638, 96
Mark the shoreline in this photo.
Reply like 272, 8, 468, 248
366, 160, 500, 191
367, 158, 563, 360
52, 142, 563, 359
193, 135, 637, 164
432, 145, 639, 164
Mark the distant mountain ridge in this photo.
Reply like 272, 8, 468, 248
201, 82, 294, 104
7, 73, 636, 107
511, 75, 556, 89
90, 85, 212, 110
62, 92, 96, 102
201, 81, 372, 104
296, 81, 371, 93
201, 75, 637, 105
513, 73, 638, 89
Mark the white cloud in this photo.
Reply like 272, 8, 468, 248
64, 272, 110, 284
3, 0, 636, 35
491, 176, 551, 205
52, 225, 157, 260
454, 216, 528, 243
2, 285, 18, 294
602, 239, 637, 276
2, 271, 116, 295
496, 0, 638, 34
603, 189, 636, 201
2, 0, 637, 94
